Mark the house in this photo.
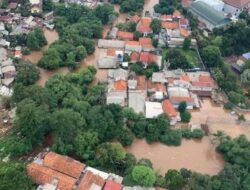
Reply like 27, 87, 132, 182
8, 2, 18, 11
189, 1, 231, 31
145, 101, 164, 118
117, 31, 134, 41
162, 99, 179, 125
27, 152, 86, 190
104, 180, 123, 190
125, 41, 142, 53
14, 46, 22, 58
109, 27, 118, 39
132, 15, 140, 23
137, 17, 153, 35
170, 96, 195, 109
223, 0, 250, 17
98, 39, 125, 49
108, 68, 128, 81
98, 57, 117, 69
44, 11, 54, 21
107, 80, 127, 106
152, 72, 167, 83
30, 0, 42, 13
139, 37, 154, 51
128, 90, 146, 114
140, 52, 149, 65
130, 51, 140, 62
242, 52, 250, 61
160, 15, 173, 22
77, 170, 106, 190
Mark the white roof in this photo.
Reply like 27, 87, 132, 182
145, 101, 163, 118
98, 57, 116, 69
152, 72, 167, 83
98, 39, 125, 49
167, 86, 190, 98
129, 90, 145, 114
0, 85, 13, 96
123, 186, 155, 190
108, 68, 128, 81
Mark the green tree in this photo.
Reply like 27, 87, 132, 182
166, 49, 191, 69
132, 165, 156, 187
178, 102, 187, 113
16, 62, 40, 86
202, 45, 223, 68
151, 19, 161, 34
15, 99, 49, 147
228, 91, 245, 105
74, 131, 99, 160
180, 111, 191, 123
43, 0, 55, 11
94, 3, 116, 25
0, 162, 33, 190
38, 48, 61, 69
183, 38, 191, 50
75, 45, 87, 61
165, 170, 185, 190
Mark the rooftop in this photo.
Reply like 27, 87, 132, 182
104, 180, 123, 190
43, 152, 85, 179
162, 100, 177, 117
113, 80, 127, 91
223, 0, 250, 8
189, 1, 231, 26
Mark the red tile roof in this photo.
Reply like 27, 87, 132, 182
147, 81, 166, 92
140, 52, 149, 63
78, 171, 106, 190
126, 41, 140, 46
138, 25, 152, 33
117, 31, 134, 40
130, 52, 140, 62
180, 74, 190, 82
140, 17, 152, 26
27, 163, 77, 190
180, 17, 189, 26
180, 28, 189, 37
132, 15, 140, 23
104, 180, 123, 190
170, 96, 194, 103
43, 152, 85, 179
114, 79, 127, 91
162, 100, 177, 117
161, 21, 179, 29
107, 48, 116, 57
139, 37, 152, 46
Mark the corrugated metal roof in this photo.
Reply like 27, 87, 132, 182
190, 1, 231, 26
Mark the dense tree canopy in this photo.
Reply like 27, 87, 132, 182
27, 28, 47, 50
16, 62, 40, 86
132, 165, 156, 187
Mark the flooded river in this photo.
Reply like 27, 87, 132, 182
126, 138, 224, 175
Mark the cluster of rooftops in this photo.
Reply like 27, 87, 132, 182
27, 151, 166, 190
106, 68, 216, 125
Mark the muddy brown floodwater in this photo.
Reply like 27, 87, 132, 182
126, 138, 225, 176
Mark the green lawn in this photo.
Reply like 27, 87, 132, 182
163, 48, 202, 68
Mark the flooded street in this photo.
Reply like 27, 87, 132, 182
126, 138, 224, 175
114, 5, 127, 24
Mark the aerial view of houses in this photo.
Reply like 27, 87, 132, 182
0, 0, 250, 190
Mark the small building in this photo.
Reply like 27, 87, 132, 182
98, 39, 125, 49
125, 41, 142, 53
145, 101, 164, 118
30, 0, 42, 13
98, 57, 117, 69
117, 31, 134, 41
128, 90, 146, 114
189, 1, 231, 31
162, 99, 179, 125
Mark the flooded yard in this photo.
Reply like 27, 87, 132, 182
191, 99, 250, 139
143, 0, 159, 15
126, 138, 224, 175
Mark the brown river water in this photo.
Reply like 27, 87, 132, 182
22, 1, 250, 176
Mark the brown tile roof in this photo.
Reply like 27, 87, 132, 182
130, 52, 140, 62
43, 152, 85, 179
114, 79, 127, 91
139, 37, 152, 47
140, 52, 149, 63
173, 10, 182, 18
78, 171, 106, 190
8, 2, 18, 9
224, 0, 250, 8
132, 15, 140, 23
107, 48, 116, 57
180, 74, 190, 82
117, 31, 134, 40
180, 17, 189, 26
162, 99, 177, 117
161, 14, 173, 21
170, 96, 194, 103
140, 17, 152, 26
180, 28, 190, 37
161, 21, 179, 30
147, 81, 166, 92
104, 180, 123, 190
27, 163, 77, 190
138, 25, 152, 33
126, 41, 140, 46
